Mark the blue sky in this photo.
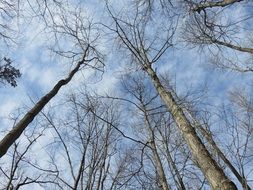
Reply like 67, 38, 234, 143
0, 0, 252, 189
0, 0, 251, 150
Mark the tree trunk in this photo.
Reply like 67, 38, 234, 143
150, 138, 170, 190
0, 59, 85, 158
144, 64, 237, 190
142, 108, 170, 190
191, 116, 251, 190
158, 129, 186, 190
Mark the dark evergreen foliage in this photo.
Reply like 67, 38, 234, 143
0, 57, 21, 87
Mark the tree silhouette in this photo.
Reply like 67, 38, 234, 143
0, 57, 21, 87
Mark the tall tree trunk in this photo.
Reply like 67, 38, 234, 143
202, 127, 251, 190
0, 57, 87, 158
144, 64, 237, 190
189, 114, 251, 190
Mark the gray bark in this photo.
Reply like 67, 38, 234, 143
144, 64, 237, 190
192, 117, 252, 190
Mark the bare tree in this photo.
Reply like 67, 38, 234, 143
105, 1, 237, 189
136, 1, 253, 72
0, 0, 18, 44
0, 118, 57, 190
34, 92, 139, 190
217, 89, 253, 189
0, 49, 101, 158
0, 6, 104, 158
184, 107, 252, 190
119, 74, 171, 190
119, 73, 209, 189
1, 90, 130, 189
0, 1, 252, 189
182, 0, 253, 72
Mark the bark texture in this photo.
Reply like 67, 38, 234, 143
145, 64, 237, 190
194, 121, 251, 190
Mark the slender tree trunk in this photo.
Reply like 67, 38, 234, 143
144, 64, 237, 190
150, 138, 170, 190
158, 129, 186, 190
142, 109, 170, 190
73, 150, 86, 190
96, 128, 110, 190
0, 58, 86, 158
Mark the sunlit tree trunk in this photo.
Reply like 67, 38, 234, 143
190, 114, 251, 190
144, 64, 237, 190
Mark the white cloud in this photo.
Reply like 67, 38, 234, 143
0, 100, 19, 118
